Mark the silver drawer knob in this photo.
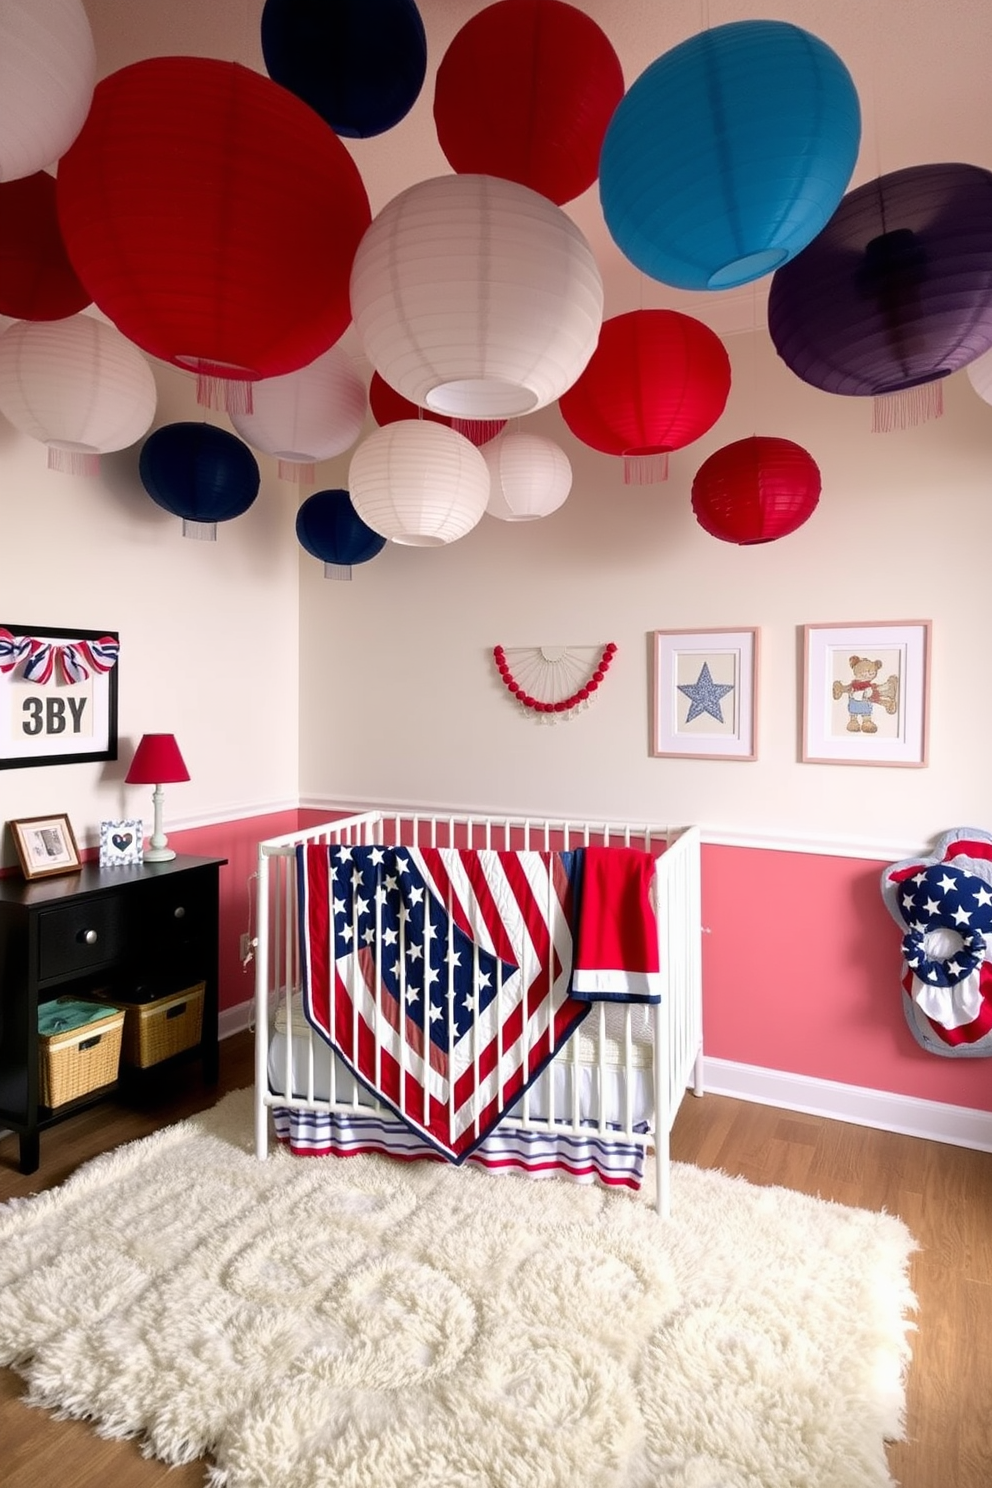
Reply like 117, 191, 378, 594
173, 905, 186, 920
80, 929, 98, 945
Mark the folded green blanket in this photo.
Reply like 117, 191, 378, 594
38, 999, 120, 1036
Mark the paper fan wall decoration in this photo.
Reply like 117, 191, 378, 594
492, 643, 617, 722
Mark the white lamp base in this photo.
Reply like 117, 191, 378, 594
144, 784, 177, 863
143, 845, 176, 863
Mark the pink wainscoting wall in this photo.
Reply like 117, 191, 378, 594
702, 842, 992, 1113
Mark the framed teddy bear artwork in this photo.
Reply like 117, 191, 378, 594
801, 620, 930, 767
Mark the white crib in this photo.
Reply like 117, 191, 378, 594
253, 808, 703, 1217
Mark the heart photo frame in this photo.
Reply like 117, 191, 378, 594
99, 818, 144, 868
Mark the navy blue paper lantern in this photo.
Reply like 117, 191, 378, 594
599, 20, 861, 291
768, 163, 992, 428
138, 422, 260, 540
261, 0, 427, 139
296, 488, 386, 579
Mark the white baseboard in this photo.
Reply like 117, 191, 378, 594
702, 1055, 992, 1152
220, 1000, 254, 1042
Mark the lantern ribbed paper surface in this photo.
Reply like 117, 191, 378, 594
0, 171, 89, 320
349, 173, 604, 419
348, 419, 490, 546
139, 423, 260, 539
0, 0, 95, 182
691, 436, 821, 544
768, 163, 992, 416
558, 310, 731, 481
56, 57, 371, 408
966, 344, 992, 406
296, 488, 387, 579
483, 432, 572, 521
0, 315, 156, 474
599, 20, 860, 291
261, 0, 426, 139
230, 345, 368, 483
434, 0, 623, 206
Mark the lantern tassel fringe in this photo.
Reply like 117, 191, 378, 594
451, 416, 505, 446
279, 459, 315, 484
48, 446, 100, 477
196, 372, 255, 416
872, 382, 943, 433
624, 451, 669, 484
182, 519, 218, 542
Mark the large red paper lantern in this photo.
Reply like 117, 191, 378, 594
433, 0, 624, 207
0, 171, 89, 320
56, 57, 371, 411
368, 372, 505, 447
558, 309, 731, 482
691, 436, 821, 544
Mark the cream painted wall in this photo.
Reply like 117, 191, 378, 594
0, 361, 301, 866
298, 333, 992, 854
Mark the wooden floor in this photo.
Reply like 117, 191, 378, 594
2, 1031, 990, 1488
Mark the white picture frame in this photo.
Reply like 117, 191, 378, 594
802, 620, 931, 767
99, 818, 144, 867
652, 628, 759, 760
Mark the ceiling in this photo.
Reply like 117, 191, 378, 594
78, 0, 992, 353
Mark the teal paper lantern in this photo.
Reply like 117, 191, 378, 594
599, 20, 861, 291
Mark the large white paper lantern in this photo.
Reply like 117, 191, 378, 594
483, 432, 572, 521
967, 345, 992, 407
229, 343, 368, 483
0, 0, 96, 182
348, 419, 490, 546
349, 173, 604, 420
0, 315, 157, 473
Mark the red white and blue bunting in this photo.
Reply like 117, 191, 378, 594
0, 629, 119, 685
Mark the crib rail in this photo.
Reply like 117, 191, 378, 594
254, 809, 702, 1217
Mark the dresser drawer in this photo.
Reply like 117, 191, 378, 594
139, 878, 210, 959
37, 895, 127, 981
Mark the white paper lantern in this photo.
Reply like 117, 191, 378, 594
349, 173, 604, 420
348, 419, 490, 546
483, 431, 572, 521
0, 315, 158, 473
229, 343, 367, 483
0, 0, 96, 182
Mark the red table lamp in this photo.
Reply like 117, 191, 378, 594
125, 733, 189, 862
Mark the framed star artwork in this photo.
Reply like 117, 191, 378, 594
652, 628, 758, 760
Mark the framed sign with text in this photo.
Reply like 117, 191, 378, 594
0, 624, 119, 769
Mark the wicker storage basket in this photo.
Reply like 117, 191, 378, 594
38, 1004, 124, 1107
119, 983, 205, 1068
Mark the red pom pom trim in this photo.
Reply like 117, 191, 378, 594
491, 643, 617, 715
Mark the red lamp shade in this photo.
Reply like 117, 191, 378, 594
0, 172, 89, 321
691, 436, 821, 544
558, 309, 732, 482
368, 372, 506, 447
433, 0, 624, 207
55, 57, 371, 411
125, 733, 190, 785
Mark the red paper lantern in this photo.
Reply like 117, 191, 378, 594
0, 172, 89, 321
691, 436, 821, 544
368, 371, 506, 447
433, 0, 624, 207
558, 309, 731, 482
56, 57, 371, 410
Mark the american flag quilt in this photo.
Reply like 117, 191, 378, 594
296, 842, 593, 1161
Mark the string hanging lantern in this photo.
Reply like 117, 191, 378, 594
56, 57, 371, 414
433, 0, 624, 207
0, 172, 89, 320
229, 345, 368, 485
483, 432, 572, 521
0, 0, 95, 182
348, 419, 490, 547
768, 163, 992, 430
369, 372, 505, 448
492, 643, 618, 722
138, 422, 260, 541
599, 20, 860, 291
261, 0, 427, 139
296, 488, 387, 580
558, 310, 731, 482
0, 315, 157, 475
350, 172, 604, 422
691, 437, 821, 544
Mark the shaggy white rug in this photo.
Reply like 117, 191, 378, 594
0, 1089, 916, 1488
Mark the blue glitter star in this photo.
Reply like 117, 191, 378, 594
678, 662, 734, 723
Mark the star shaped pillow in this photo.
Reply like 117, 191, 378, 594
881, 828, 992, 1057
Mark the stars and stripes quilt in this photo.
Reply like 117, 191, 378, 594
297, 842, 595, 1162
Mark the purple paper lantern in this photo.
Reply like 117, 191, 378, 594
768, 163, 992, 428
